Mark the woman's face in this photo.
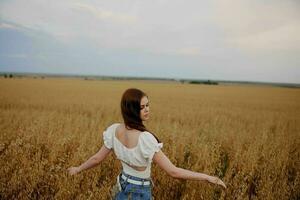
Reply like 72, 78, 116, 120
140, 96, 150, 121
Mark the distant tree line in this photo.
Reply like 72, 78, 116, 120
3, 74, 14, 78
188, 80, 218, 85
1, 74, 46, 79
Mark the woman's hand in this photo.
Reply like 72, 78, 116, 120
67, 166, 80, 175
208, 176, 226, 189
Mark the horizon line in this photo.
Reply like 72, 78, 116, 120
0, 70, 300, 87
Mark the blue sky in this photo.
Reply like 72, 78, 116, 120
0, 0, 299, 83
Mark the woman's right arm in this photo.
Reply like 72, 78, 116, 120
67, 145, 112, 175
153, 150, 226, 189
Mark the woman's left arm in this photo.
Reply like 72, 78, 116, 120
67, 145, 112, 175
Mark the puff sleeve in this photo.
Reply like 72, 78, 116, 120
103, 124, 116, 149
140, 132, 163, 162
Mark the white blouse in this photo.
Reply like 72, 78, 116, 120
103, 123, 163, 178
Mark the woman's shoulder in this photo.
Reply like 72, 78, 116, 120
140, 131, 162, 145
140, 131, 155, 140
103, 123, 121, 149
103, 123, 121, 136
106, 122, 121, 130
139, 131, 163, 159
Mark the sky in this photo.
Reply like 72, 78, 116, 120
0, 0, 300, 83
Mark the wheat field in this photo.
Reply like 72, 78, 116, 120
0, 78, 299, 200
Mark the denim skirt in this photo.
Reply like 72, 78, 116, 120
112, 172, 153, 200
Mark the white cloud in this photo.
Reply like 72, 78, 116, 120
0, 0, 214, 55
213, 0, 300, 52
0, 22, 19, 30
1, 0, 299, 54
174, 47, 202, 56
0, 1, 138, 39
230, 22, 300, 51
73, 2, 138, 24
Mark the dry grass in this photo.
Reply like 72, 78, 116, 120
0, 78, 299, 200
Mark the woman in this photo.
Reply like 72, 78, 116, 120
68, 88, 226, 199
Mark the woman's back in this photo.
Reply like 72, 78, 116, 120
103, 123, 163, 179
115, 124, 142, 149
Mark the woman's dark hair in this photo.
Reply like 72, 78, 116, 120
121, 88, 160, 143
